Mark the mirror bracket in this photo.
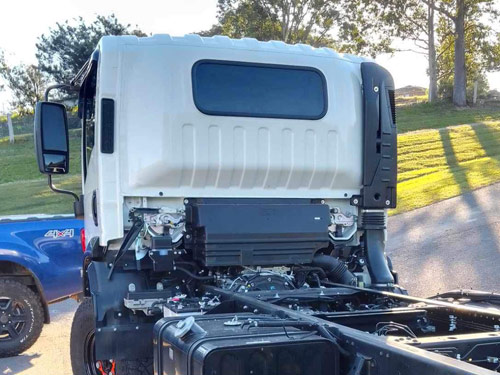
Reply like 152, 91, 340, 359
48, 174, 79, 201
44, 84, 75, 101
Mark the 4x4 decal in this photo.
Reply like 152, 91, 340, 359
44, 229, 74, 239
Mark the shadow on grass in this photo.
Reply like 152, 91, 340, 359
440, 127, 500, 253
473, 123, 500, 165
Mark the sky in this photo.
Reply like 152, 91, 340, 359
0, 0, 499, 112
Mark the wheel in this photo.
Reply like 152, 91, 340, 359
0, 279, 44, 357
70, 297, 153, 375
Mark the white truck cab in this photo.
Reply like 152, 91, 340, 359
78, 35, 394, 246
34, 35, 398, 375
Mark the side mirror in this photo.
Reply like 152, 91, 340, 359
34, 102, 69, 174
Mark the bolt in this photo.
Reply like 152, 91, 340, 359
385, 200, 390, 205
113, 328, 117, 332
374, 86, 379, 92
321, 199, 325, 204
136, 326, 139, 330
186, 234, 191, 239
184, 199, 189, 204
117, 313, 122, 317
353, 199, 359, 205
97, 328, 102, 332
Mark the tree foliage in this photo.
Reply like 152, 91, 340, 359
201, 0, 395, 56
0, 50, 5, 93
369, 1, 439, 102
0, 60, 47, 114
36, 14, 146, 84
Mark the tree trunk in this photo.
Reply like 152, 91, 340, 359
427, 1, 438, 103
473, 80, 478, 105
453, 0, 467, 107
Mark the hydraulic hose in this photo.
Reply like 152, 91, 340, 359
312, 254, 357, 285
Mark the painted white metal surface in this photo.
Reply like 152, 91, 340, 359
87, 34, 368, 244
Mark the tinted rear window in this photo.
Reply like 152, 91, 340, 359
192, 60, 327, 119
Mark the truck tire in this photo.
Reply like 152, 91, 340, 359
0, 279, 44, 357
71, 297, 153, 375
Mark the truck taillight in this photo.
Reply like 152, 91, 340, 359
80, 229, 86, 253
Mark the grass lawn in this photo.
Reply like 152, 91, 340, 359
393, 121, 500, 215
397, 102, 500, 133
0, 131, 82, 216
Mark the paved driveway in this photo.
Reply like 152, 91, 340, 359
387, 182, 500, 297
1, 299, 77, 375
1, 183, 500, 374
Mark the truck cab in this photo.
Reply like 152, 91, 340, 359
36, 35, 500, 375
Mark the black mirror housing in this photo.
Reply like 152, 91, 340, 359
34, 101, 70, 174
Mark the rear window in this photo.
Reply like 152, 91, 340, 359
192, 60, 327, 120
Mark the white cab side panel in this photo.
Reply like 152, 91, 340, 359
94, 35, 366, 244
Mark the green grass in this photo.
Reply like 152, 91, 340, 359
397, 102, 500, 133
0, 131, 82, 215
393, 121, 500, 214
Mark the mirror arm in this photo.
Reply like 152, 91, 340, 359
48, 175, 80, 202
44, 84, 76, 101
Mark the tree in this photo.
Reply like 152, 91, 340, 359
0, 61, 47, 114
36, 14, 146, 84
371, 0, 439, 102
0, 50, 5, 93
202, 0, 396, 57
436, 16, 500, 102
421, 0, 499, 107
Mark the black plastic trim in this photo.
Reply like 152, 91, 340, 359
100, 98, 115, 154
359, 62, 397, 209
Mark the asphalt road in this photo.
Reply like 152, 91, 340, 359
1, 182, 499, 374
387, 182, 500, 297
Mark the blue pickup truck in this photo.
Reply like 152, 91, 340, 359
0, 215, 84, 357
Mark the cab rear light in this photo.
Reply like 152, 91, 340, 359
80, 229, 86, 253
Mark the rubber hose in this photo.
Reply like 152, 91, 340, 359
312, 254, 357, 285
364, 229, 394, 286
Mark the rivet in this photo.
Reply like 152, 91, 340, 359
374, 86, 379, 92
385, 200, 390, 205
